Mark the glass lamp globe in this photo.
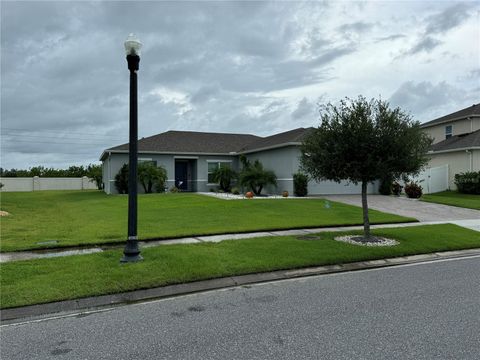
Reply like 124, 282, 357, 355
124, 33, 142, 56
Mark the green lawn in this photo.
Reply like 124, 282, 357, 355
421, 191, 480, 210
1, 224, 479, 309
0, 191, 414, 252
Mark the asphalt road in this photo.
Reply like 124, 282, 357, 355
2, 257, 480, 360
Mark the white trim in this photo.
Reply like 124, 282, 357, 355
277, 178, 294, 181
240, 142, 301, 154
428, 146, 480, 155
206, 159, 233, 163
138, 157, 153, 161
174, 156, 199, 159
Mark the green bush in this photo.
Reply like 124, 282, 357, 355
211, 166, 237, 192
454, 171, 480, 194
231, 187, 240, 195
404, 181, 422, 198
293, 173, 308, 197
379, 174, 393, 195
114, 164, 129, 194
391, 181, 402, 196
239, 156, 277, 195
138, 162, 167, 193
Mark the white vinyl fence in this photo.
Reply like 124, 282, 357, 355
0, 177, 98, 192
410, 165, 449, 194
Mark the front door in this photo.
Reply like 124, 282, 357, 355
175, 161, 188, 190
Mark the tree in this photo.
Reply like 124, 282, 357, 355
86, 164, 103, 190
138, 162, 167, 193
211, 165, 237, 192
114, 164, 129, 194
300, 96, 433, 239
239, 156, 277, 195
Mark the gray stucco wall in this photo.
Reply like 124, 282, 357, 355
103, 152, 238, 194
245, 146, 378, 195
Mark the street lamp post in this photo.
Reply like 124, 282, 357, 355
121, 34, 143, 263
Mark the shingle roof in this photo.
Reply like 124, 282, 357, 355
240, 127, 313, 152
107, 130, 261, 154
430, 129, 480, 152
421, 103, 480, 128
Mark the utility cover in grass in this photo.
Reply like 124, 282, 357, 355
335, 235, 398, 247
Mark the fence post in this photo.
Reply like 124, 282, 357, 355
33, 176, 40, 191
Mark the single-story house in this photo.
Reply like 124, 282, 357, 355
100, 127, 378, 195
421, 103, 480, 189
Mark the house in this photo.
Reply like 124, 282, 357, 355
100, 128, 378, 195
421, 103, 480, 189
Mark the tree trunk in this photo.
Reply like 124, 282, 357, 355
361, 180, 370, 238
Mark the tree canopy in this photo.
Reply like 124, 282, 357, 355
239, 156, 277, 195
300, 96, 433, 238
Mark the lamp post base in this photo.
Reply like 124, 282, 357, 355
120, 237, 143, 263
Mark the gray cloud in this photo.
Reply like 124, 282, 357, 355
425, 2, 476, 34
388, 81, 477, 122
0, 1, 476, 169
406, 36, 443, 55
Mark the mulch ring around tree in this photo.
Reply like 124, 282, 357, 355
334, 235, 399, 247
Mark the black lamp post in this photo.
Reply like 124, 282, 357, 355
121, 34, 143, 263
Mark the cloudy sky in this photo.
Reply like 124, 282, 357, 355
1, 1, 478, 169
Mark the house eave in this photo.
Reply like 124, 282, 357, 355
240, 142, 302, 154
427, 146, 480, 155
421, 114, 480, 128
100, 149, 239, 158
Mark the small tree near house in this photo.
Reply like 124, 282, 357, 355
239, 155, 277, 196
300, 96, 432, 240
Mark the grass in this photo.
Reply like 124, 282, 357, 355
1, 224, 479, 309
421, 191, 480, 210
0, 191, 414, 252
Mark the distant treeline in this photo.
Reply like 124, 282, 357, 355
0, 164, 103, 189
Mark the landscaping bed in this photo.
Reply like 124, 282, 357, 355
1, 224, 479, 309
0, 191, 414, 252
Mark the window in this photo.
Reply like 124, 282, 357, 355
207, 161, 231, 184
445, 125, 452, 139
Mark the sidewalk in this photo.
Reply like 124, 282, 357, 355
1, 219, 479, 263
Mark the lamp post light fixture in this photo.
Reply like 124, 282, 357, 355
121, 34, 143, 263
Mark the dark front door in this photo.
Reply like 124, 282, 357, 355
175, 161, 188, 190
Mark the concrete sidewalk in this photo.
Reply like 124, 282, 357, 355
1, 219, 478, 263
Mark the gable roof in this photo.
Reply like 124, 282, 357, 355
240, 127, 313, 153
421, 103, 480, 128
429, 129, 480, 153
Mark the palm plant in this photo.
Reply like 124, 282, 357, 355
239, 157, 277, 195
212, 166, 237, 192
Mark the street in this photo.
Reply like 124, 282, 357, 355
2, 256, 480, 359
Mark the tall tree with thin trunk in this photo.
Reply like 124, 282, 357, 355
300, 96, 432, 239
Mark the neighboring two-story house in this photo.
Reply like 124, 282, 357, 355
421, 103, 480, 189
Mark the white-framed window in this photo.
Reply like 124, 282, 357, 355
445, 125, 453, 139
207, 161, 232, 184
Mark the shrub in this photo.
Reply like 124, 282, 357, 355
391, 181, 402, 196
379, 174, 393, 195
86, 164, 103, 190
231, 187, 240, 195
239, 156, 277, 195
293, 172, 308, 197
454, 171, 480, 194
138, 162, 167, 193
114, 164, 129, 194
211, 166, 237, 192
404, 181, 422, 198
169, 186, 179, 193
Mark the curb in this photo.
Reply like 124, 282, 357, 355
2, 248, 480, 322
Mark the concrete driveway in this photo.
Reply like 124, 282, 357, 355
322, 195, 480, 222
